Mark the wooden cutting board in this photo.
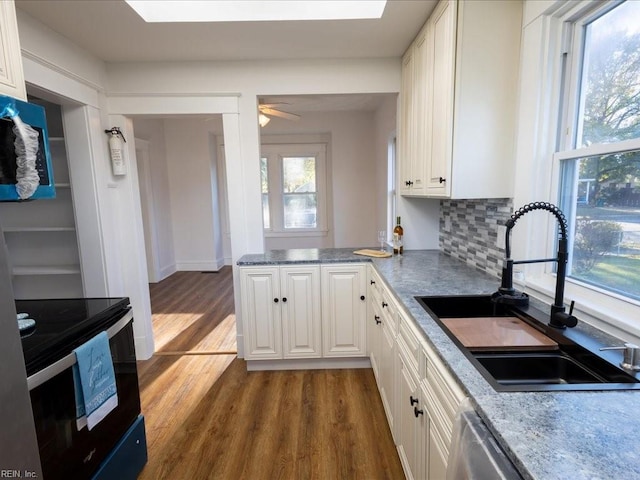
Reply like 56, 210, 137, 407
353, 249, 392, 258
440, 316, 558, 351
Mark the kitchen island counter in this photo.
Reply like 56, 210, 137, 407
237, 249, 640, 480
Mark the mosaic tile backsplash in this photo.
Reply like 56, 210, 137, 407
439, 199, 513, 279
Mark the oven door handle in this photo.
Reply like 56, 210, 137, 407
27, 310, 134, 391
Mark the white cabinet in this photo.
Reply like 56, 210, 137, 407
399, 0, 522, 199
425, 0, 456, 197
420, 327, 466, 477
0, 99, 83, 298
368, 266, 398, 433
366, 264, 467, 479
0, 0, 26, 101
396, 309, 466, 480
321, 264, 367, 357
399, 33, 429, 196
240, 263, 368, 362
240, 267, 282, 359
367, 267, 382, 377
368, 293, 383, 379
396, 331, 423, 480
240, 265, 322, 360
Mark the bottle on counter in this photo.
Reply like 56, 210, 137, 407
393, 216, 403, 255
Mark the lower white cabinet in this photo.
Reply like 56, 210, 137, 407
240, 263, 367, 362
368, 297, 383, 380
396, 340, 423, 480
240, 265, 321, 360
321, 264, 367, 357
365, 264, 466, 479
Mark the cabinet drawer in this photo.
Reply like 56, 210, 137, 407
368, 267, 384, 298
398, 315, 420, 373
379, 292, 398, 334
426, 359, 465, 440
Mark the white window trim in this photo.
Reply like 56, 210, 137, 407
517, 0, 640, 344
261, 143, 328, 236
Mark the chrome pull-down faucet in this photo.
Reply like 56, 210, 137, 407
492, 202, 578, 329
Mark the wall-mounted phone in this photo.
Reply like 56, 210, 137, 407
104, 127, 127, 176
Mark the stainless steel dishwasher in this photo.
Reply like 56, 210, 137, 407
447, 402, 523, 480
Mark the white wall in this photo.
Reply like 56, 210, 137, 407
106, 61, 402, 262
162, 118, 220, 271
18, 12, 414, 357
373, 95, 399, 234
132, 118, 177, 280
17, 10, 155, 358
261, 109, 386, 250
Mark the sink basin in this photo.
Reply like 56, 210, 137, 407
416, 295, 640, 391
473, 350, 640, 391
416, 294, 507, 318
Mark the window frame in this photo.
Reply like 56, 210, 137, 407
525, 0, 640, 340
260, 143, 328, 237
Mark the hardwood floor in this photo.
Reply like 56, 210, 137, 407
137, 270, 404, 480
148, 268, 237, 354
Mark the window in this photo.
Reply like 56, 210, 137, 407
387, 135, 397, 241
557, 1, 640, 301
260, 144, 327, 235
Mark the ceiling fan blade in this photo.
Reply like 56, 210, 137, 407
259, 103, 290, 108
260, 107, 300, 121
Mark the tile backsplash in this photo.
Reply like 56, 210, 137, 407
439, 199, 513, 278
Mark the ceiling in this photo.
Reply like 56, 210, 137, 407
15, 0, 438, 63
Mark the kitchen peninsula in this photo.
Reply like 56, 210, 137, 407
238, 248, 640, 480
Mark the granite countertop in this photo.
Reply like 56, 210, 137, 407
237, 248, 640, 480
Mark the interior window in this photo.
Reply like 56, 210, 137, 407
558, 0, 640, 300
260, 157, 270, 230
282, 156, 317, 229
261, 144, 327, 234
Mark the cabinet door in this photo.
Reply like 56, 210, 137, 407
321, 264, 367, 357
396, 348, 422, 480
398, 48, 415, 196
240, 267, 282, 359
409, 29, 429, 196
368, 298, 383, 381
426, 0, 456, 197
280, 266, 321, 358
427, 421, 449, 480
379, 318, 396, 436
0, 0, 26, 101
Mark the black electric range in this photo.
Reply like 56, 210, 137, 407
17, 297, 131, 377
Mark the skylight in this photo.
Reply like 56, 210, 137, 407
125, 1, 387, 23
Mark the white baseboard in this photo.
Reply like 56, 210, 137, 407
158, 263, 177, 281
175, 261, 221, 271
246, 357, 371, 371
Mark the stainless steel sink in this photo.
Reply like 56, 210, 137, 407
416, 295, 640, 391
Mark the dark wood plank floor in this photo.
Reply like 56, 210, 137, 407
137, 270, 404, 480
148, 268, 236, 354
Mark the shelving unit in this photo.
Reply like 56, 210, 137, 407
0, 98, 84, 299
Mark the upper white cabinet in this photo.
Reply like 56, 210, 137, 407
399, 0, 522, 199
0, 0, 26, 101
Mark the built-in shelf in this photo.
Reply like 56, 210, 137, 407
0, 96, 84, 298
12, 265, 82, 276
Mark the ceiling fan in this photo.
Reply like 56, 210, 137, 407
258, 102, 300, 126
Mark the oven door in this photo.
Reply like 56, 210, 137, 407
27, 312, 141, 480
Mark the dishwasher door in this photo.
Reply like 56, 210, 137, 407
447, 403, 523, 480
